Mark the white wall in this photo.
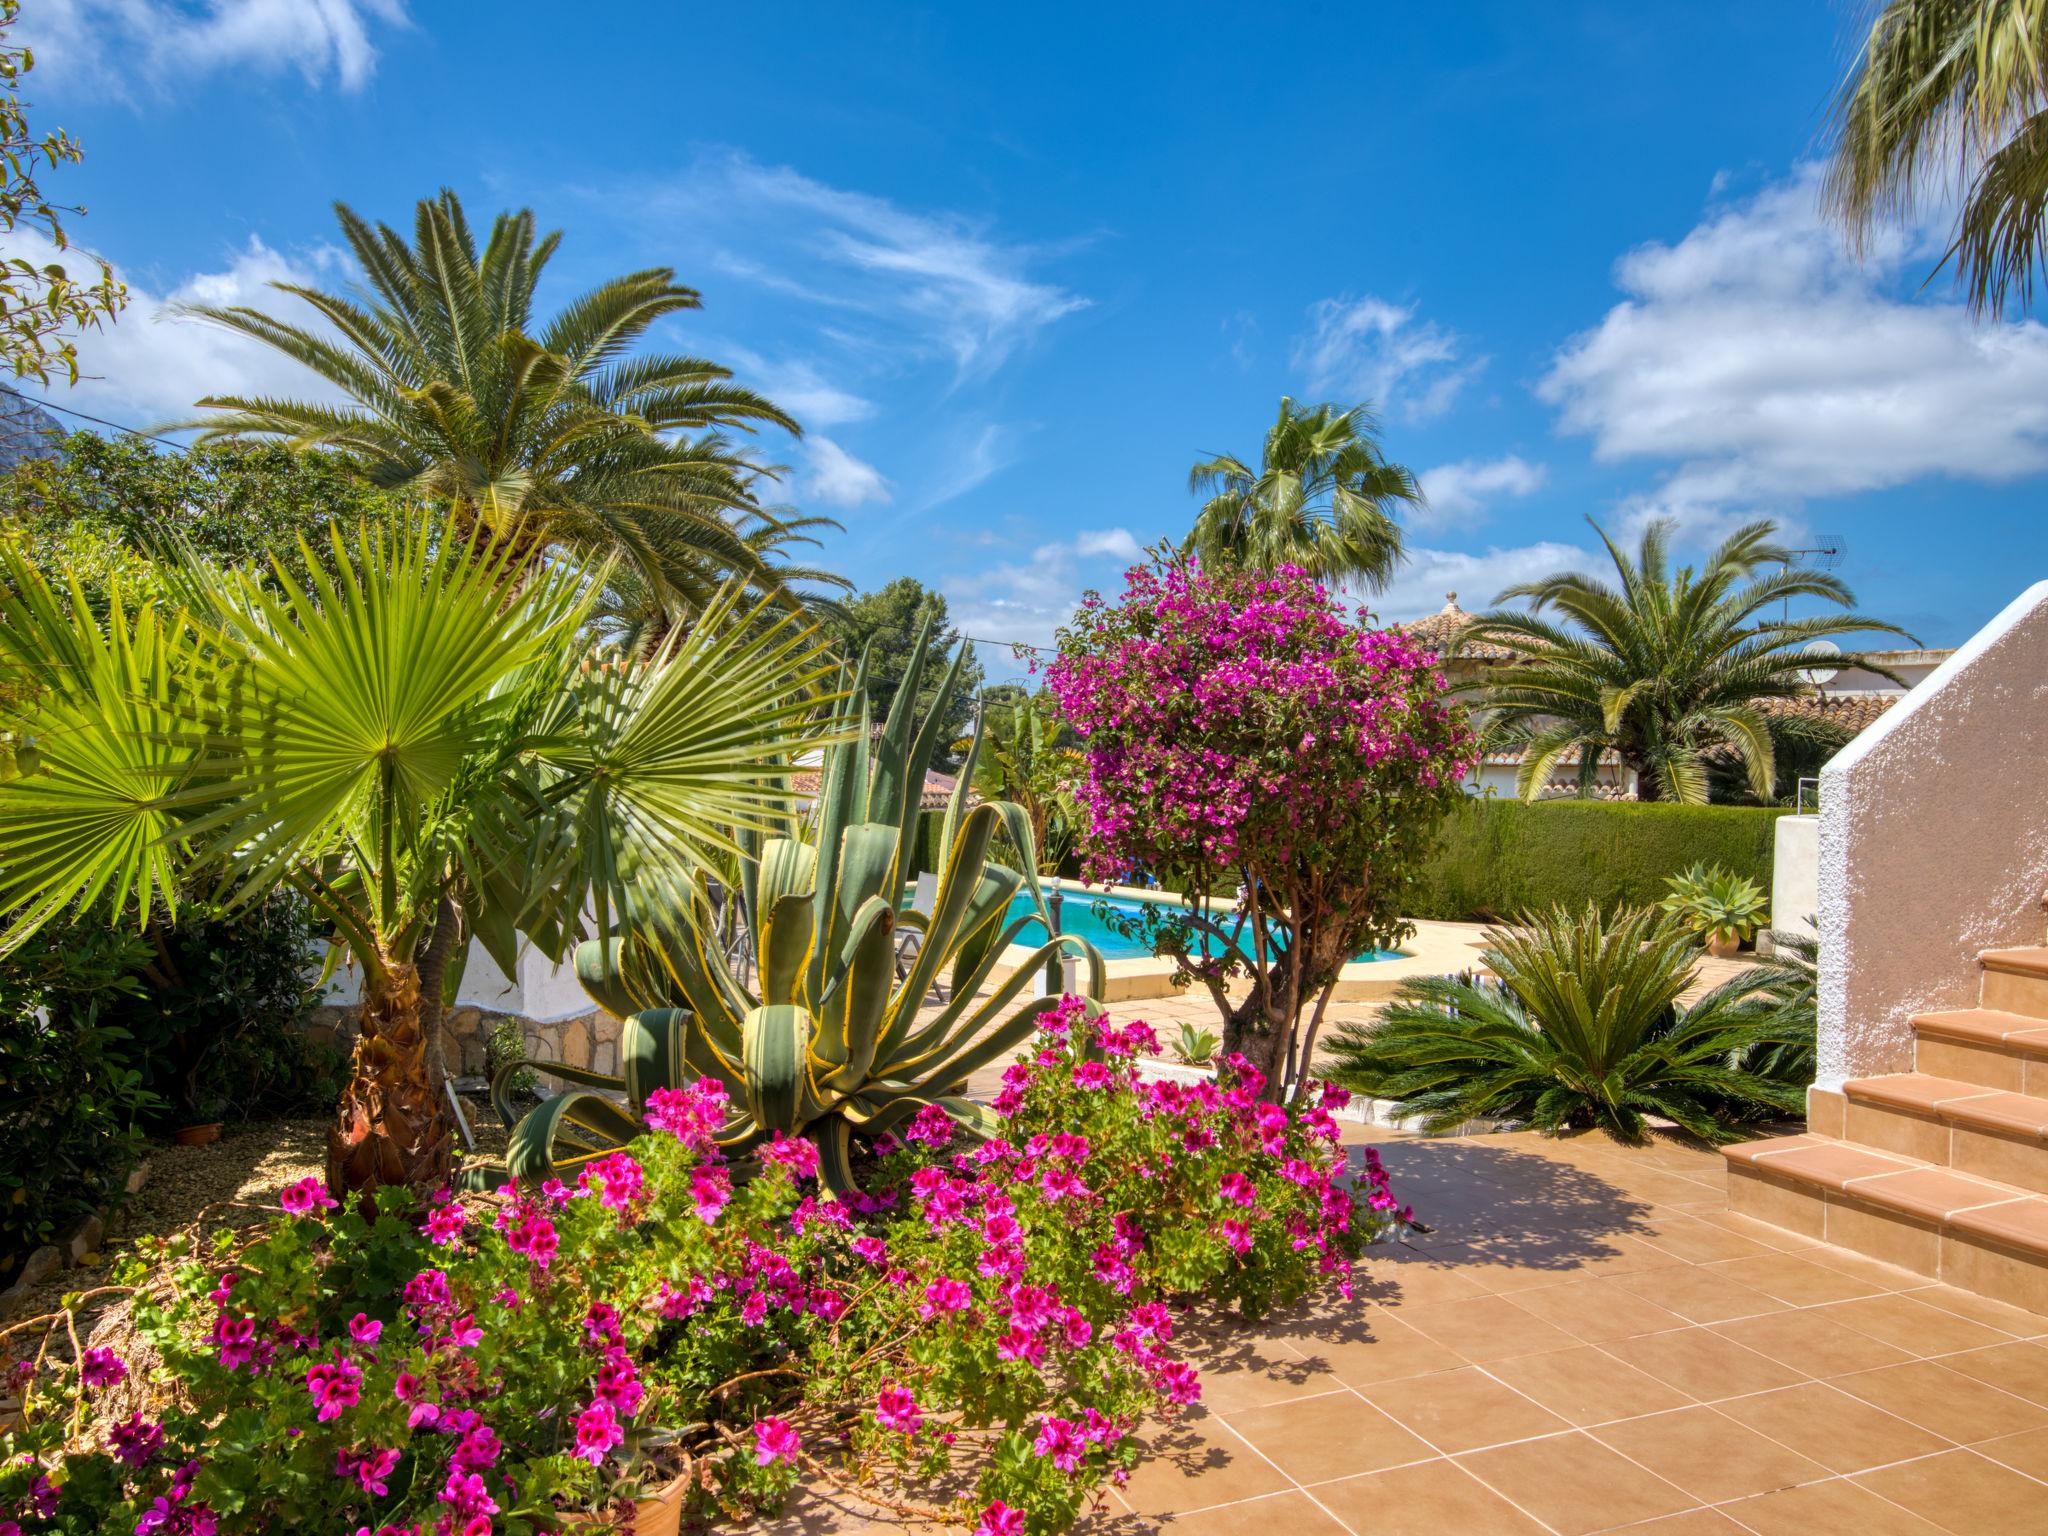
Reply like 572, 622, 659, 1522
320, 935, 593, 1024
1817, 582, 2048, 1087
1771, 813, 1818, 943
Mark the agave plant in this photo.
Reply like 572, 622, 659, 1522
1321, 904, 1805, 1145
489, 617, 1106, 1190
1659, 862, 1768, 951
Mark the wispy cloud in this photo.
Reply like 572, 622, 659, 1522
1358, 540, 1599, 625
1416, 455, 1546, 525
1541, 164, 2048, 539
646, 152, 1087, 382
944, 527, 1146, 658
21, 0, 409, 95
804, 436, 890, 508
1294, 296, 1484, 422
716, 343, 873, 428
918, 423, 1017, 512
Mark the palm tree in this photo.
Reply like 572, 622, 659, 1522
1825, 1, 2048, 312
1462, 519, 1912, 804
1322, 904, 1807, 1145
165, 189, 813, 625
1184, 397, 1420, 587
0, 516, 837, 1198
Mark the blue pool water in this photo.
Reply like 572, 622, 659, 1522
997, 888, 1402, 963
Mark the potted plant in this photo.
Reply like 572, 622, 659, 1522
1658, 863, 1768, 957
1170, 1023, 1220, 1069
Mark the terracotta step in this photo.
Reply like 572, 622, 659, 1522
1725, 1133, 2048, 1312
1913, 1008, 2048, 1093
1840, 1073, 2048, 1195
1981, 947, 2048, 1018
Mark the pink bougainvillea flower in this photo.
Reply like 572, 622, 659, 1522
278, 1176, 336, 1217
753, 1415, 800, 1466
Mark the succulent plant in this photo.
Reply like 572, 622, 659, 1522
485, 616, 1105, 1190
1658, 862, 1769, 949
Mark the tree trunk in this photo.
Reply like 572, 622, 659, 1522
1219, 988, 1292, 1098
328, 960, 453, 1202
415, 893, 462, 1096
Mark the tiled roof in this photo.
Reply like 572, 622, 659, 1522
790, 769, 959, 811
1395, 594, 1515, 660
1755, 692, 1901, 736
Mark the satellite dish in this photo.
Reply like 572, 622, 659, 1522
1799, 639, 1841, 688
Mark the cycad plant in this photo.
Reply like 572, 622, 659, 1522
0, 516, 834, 1197
490, 617, 1107, 1192
1322, 905, 1806, 1144
1464, 517, 1912, 803
166, 189, 818, 624
1184, 396, 1420, 587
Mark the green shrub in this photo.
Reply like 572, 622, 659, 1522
1405, 798, 1790, 921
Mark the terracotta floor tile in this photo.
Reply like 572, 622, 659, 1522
1500, 1276, 1692, 1343
1902, 1284, 2048, 1338
1188, 1340, 1342, 1416
1816, 1293, 2018, 1357
1222, 1392, 1434, 1485
1484, 1345, 1694, 1427
1591, 1405, 1829, 1503
1832, 1360, 2048, 1442
1113, 1409, 1293, 1517
1394, 1294, 1582, 1363
1853, 1448, 2048, 1535
1358, 1254, 1490, 1307
1705, 1252, 1892, 1307
1610, 1265, 1785, 1325
1599, 1327, 1806, 1402
1307, 1459, 1549, 1535
1632, 1213, 1785, 1266
1798, 1243, 1948, 1292
1454, 1431, 1697, 1535
1358, 1365, 1570, 1454
1974, 1424, 2048, 1481
1932, 1341, 2048, 1408
1710, 1308, 1916, 1379
1144, 1490, 1352, 1535
1294, 1312, 1467, 1389
1612, 1512, 1751, 1534
1715, 1382, 1953, 1473
1716, 1477, 1949, 1535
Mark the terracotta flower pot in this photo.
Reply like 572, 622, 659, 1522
561, 1475, 689, 1536
173, 1122, 222, 1147
1704, 935, 1742, 960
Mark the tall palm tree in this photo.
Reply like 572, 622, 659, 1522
1184, 396, 1420, 587
1463, 519, 1912, 805
1826, 0, 2048, 312
164, 189, 813, 624
0, 516, 837, 1198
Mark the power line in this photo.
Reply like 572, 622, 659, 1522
0, 384, 190, 452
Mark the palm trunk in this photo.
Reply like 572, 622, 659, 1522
415, 894, 462, 1096
328, 959, 453, 1201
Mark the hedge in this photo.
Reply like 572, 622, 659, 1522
1404, 797, 1792, 922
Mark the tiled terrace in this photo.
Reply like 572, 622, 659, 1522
802, 1126, 2048, 1536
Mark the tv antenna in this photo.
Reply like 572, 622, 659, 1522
1780, 534, 1846, 620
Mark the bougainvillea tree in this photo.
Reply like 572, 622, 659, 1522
1048, 561, 1477, 1095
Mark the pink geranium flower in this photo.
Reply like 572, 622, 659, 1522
753, 1415, 800, 1465
874, 1384, 922, 1436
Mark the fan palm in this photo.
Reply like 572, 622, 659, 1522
1184, 397, 1420, 587
1322, 905, 1807, 1144
163, 189, 812, 624
1463, 518, 1912, 804
0, 515, 837, 1199
1825, 0, 2048, 313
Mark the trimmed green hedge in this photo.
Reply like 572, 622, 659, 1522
1405, 798, 1792, 922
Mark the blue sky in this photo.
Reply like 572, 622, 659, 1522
16, 1, 2046, 678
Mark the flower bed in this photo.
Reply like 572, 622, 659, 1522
0, 999, 1408, 1535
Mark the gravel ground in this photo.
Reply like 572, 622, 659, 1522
4, 1095, 513, 1338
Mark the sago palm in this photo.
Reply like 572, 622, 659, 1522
1184, 396, 1420, 587
1826, 0, 2048, 312
0, 517, 837, 1198
1463, 518, 1911, 804
1322, 905, 1807, 1145
165, 189, 812, 623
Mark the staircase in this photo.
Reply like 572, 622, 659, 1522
1724, 945, 2048, 1313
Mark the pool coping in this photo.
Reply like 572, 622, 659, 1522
986, 878, 1491, 1002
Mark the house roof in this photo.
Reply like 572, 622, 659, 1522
1754, 692, 1901, 736
790, 768, 959, 811
1395, 594, 1515, 661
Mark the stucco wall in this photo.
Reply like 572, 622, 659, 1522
1817, 581, 2048, 1087
1770, 814, 1818, 944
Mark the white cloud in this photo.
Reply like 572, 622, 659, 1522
1294, 296, 1484, 422
1415, 455, 1546, 524
1356, 540, 1601, 626
648, 153, 1086, 381
21, 0, 408, 94
1541, 166, 2048, 530
804, 436, 890, 508
918, 423, 1016, 511
14, 231, 350, 428
716, 344, 872, 429
944, 527, 1145, 657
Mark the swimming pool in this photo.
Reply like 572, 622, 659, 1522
996, 887, 1402, 963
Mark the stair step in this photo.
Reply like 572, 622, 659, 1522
1980, 947, 2048, 1019
1844, 1073, 2048, 1141
1725, 1133, 2048, 1312
1913, 1009, 2048, 1093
